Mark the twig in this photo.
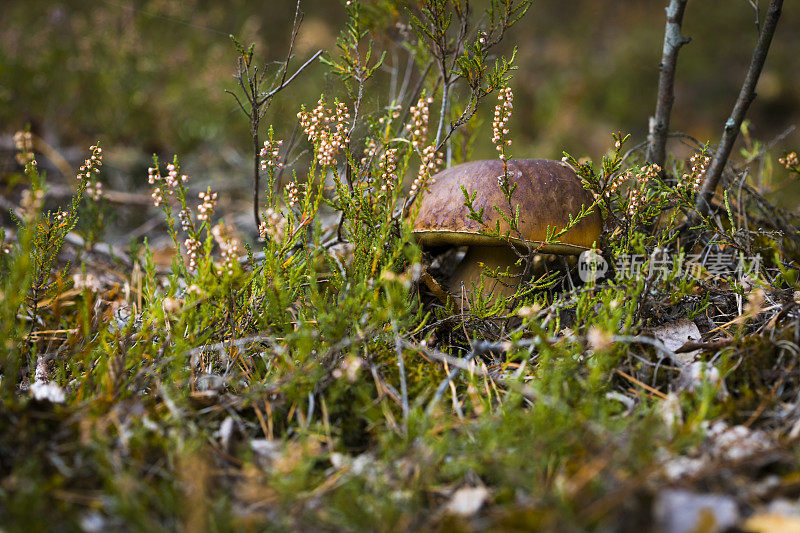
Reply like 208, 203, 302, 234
748, 0, 761, 33
622, 132, 705, 165
674, 337, 734, 353
184, 334, 279, 358
392, 320, 409, 432
428, 349, 478, 413
426, 338, 528, 413
30, 134, 75, 186
227, 1, 320, 230
693, 0, 783, 219
645, 0, 691, 171
257, 50, 322, 106
615, 369, 668, 400
612, 335, 676, 364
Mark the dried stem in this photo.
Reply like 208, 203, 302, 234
693, 0, 783, 219
645, 0, 691, 171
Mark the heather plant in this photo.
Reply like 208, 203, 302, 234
2, 1, 800, 531
0, 140, 94, 397
456, 85, 599, 312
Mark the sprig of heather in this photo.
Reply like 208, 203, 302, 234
406, 96, 434, 150
492, 86, 514, 176
627, 163, 661, 217
78, 144, 104, 201
258, 208, 288, 244
13, 131, 34, 165
260, 139, 284, 172
377, 148, 399, 195
298, 97, 351, 168
681, 151, 711, 195
211, 222, 240, 277
197, 188, 218, 222
779, 151, 799, 171
409, 145, 443, 197
148, 156, 220, 274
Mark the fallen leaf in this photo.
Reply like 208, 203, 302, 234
445, 486, 489, 517
649, 318, 702, 366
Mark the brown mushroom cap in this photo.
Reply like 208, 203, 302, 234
412, 159, 602, 253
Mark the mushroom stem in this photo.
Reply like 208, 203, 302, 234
448, 245, 527, 304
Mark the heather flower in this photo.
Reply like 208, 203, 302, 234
594, 169, 629, 201
285, 180, 301, 208
361, 138, 378, 168
260, 137, 284, 171
492, 86, 514, 176
627, 163, 661, 216
409, 145, 442, 196
406, 96, 434, 149
197, 188, 218, 221
77, 144, 104, 203
779, 151, 798, 170
211, 223, 240, 276
151, 187, 164, 207
377, 148, 399, 194
644, 163, 661, 178
19, 188, 44, 221
679, 152, 709, 194
164, 163, 178, 190
178, 208, 192, 231
186, 284, 203, 296
73, 272, 100, 292
13, 130, 34, 165
184, 237, 202, 271
86, 180, 104, 201
606, 171, 631, 197
258, 208, 288, 243
163, 297, 181, 314
298, 98, 351, 167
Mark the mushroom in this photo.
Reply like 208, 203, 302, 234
412, 159, 602, 302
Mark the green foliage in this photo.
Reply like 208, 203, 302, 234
0, 145, 93, 394
321, 1, 386, 95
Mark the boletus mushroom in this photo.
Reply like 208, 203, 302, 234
412, 159, 602, 303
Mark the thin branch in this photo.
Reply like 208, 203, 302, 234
227, 4, 320, 230
279, 0, 304, 87
748, 0, 761, 33
645, 0, 691, 170
428, 348, 480, 412
256, 50, 323, 106
391, 320, 409, 433
224, 89, 251, 118
393, 61, 435, 131
396, 48, 415, 103
693, 0, 783, 219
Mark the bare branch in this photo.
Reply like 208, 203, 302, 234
693, 0, 783, 218
256, 50, 323, 106
645, 0, 691, 170
224, 89, 251, 118
748, 0, 761, 33
227, 4, 320, 230
280, 0, 304, 87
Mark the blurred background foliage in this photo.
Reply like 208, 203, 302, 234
2, 0, 799, 216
